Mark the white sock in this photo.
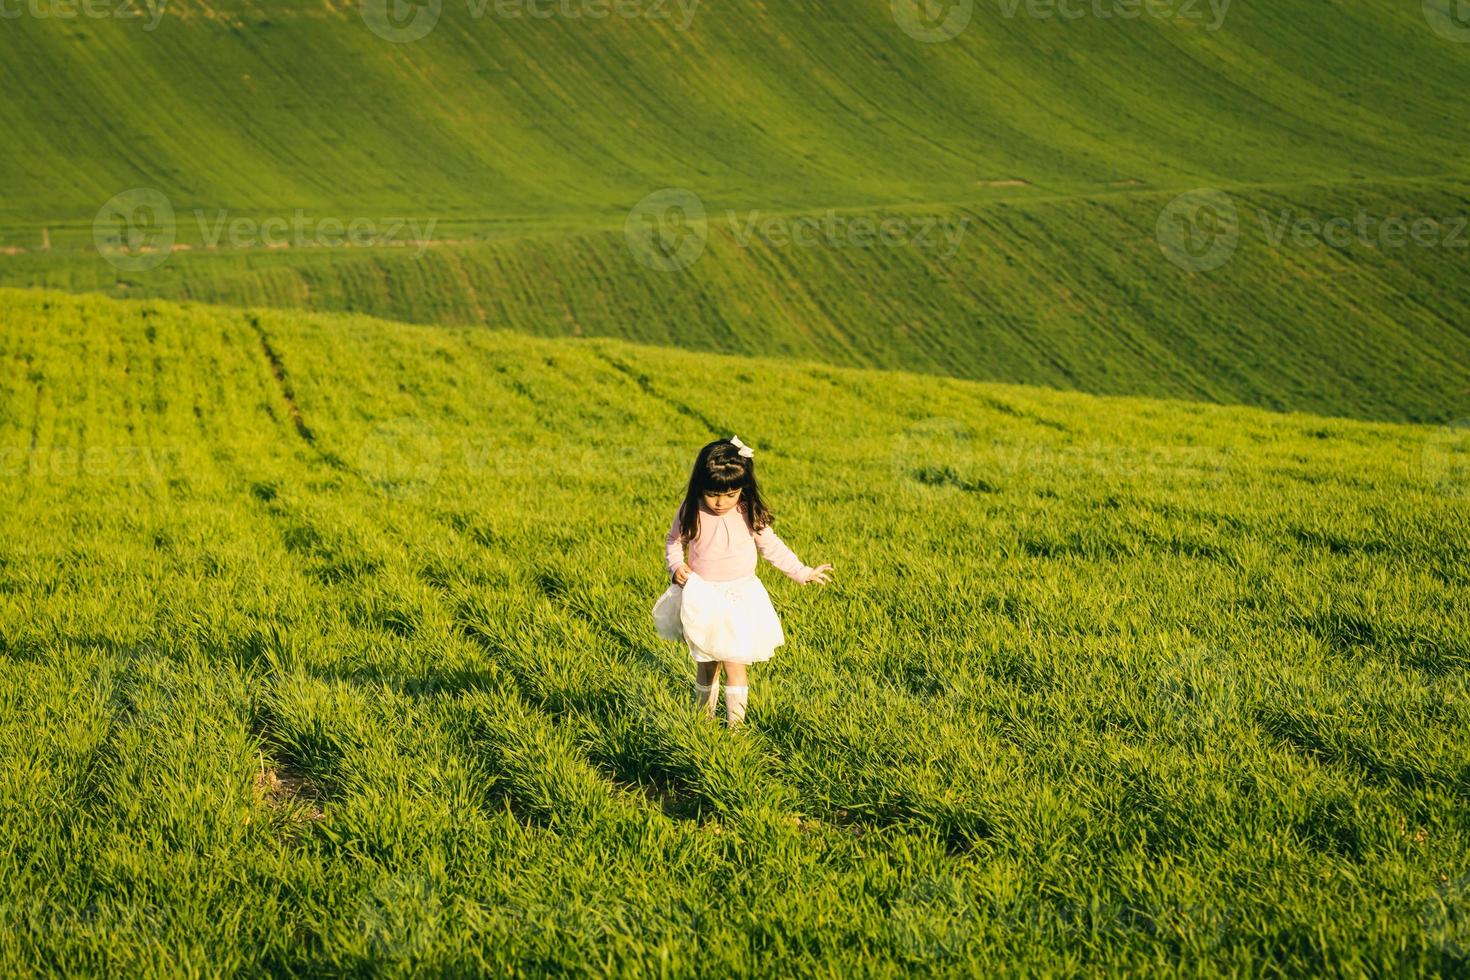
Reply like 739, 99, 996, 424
723, 684, 749, 727
693, 681, 718, 717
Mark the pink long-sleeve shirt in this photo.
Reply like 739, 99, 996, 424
665, 500, 814, 584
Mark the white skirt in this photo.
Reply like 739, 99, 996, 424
652, 571, 785, 664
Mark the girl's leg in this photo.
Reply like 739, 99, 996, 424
693, 657, 720, 718
721, 662, 749, 727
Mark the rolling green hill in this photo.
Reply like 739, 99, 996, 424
1, 287, 1467, 974
2, 0, 1468, 422
1, 0, 1465, 227
10, 177, 1470, 423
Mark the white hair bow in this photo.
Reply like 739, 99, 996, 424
729, 435, 755, 458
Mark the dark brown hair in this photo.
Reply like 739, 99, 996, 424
676, 438, 774, 542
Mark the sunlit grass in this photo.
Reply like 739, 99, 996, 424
0, 289, 1465, 975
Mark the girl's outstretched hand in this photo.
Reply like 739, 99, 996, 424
804, 563, 834, 585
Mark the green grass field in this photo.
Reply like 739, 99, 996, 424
2, 288, 1467, 974
5, 0, 1470, 973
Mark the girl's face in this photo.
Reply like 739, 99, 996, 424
702, 487, 742, 515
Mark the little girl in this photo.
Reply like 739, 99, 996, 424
652, 435, 833, 727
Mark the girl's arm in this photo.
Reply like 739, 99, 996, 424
665, 507, 687, 582
753, 525, 815, 584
